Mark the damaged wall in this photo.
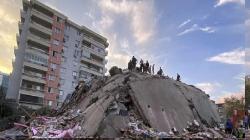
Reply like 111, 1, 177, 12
129, 77, 220, 133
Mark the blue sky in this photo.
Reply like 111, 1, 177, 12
0, 0, 246, 103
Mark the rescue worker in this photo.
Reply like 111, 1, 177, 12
152, 64, 155, 75
157, 67, 163, 76
140, 59, 144, 72
145, 61, 149, 73
177, 73, 181, 81
225, 118, 233, 134
131, 56, 137, 70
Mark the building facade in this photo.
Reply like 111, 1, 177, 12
6, 0, 108, 109
0, 72, 9, 96
216, 103, 226, 124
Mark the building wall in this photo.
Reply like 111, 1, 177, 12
6, 7, 31, 100
58, 23, 82, 106
6, 0, 108, 109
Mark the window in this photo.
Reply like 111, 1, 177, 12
60, 67, 66, 73
36, 86, 41, 91
73, 61, 77, 66
60, 79, 65, 85
72, 81, 77, 87
50, 63, 57, 70
48, 87, 51, 93
49, 75, 56, 81
52, 51, 57, 56
62, 57, 67, 63
54, 28, 61, 34
72, 71, 77, 76
73, 71, 77, 79
59, 90, 64, 96
48, 101, 53, 106
74, 50, 78, 58
64, 35, 69, 42
57, 17, 62, 22
75, 40, 80, 47
53, 40, 59, 46
77, 31, 81, 36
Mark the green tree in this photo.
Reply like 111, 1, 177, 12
109, 66, 122, 76
224, 96, 244, 118
245, 79, 250, 109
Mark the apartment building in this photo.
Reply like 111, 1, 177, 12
6, 0, 108, 109
0, 72, 9, 95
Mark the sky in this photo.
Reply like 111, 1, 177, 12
0, 0, 246, 103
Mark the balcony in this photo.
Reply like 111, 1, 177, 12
81, 56, 104, 68
31, 9, 53, 24
21, 73, 46, 84
26, 46, 49, 58
23, 61, 48, 72
83, 36, 106, 49
80, 66, 103, 77
19, 87, 44, 98
82, 45, 106, 58
27, 32, 50, 48
30, 21, 52, 35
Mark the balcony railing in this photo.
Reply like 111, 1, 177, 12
31, 9, 53, 22
28, 32, 50, 44
20, 87, 45, 93
23, 72, 46, 80
82, 45, 106, 57
30, 21, 52, 35
83, 36, 106, 49
81, 65, 103, 74
24, 59, 48, 67
81, 56, 105, 67
27, 46, 49, 55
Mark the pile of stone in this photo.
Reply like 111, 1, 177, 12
0, 71, 227, 139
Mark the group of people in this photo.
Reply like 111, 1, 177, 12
127, 56, 181, 81
224, 114, 250, 138
128, 56, 163, 76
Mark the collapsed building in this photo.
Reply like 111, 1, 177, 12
0, 72, 224, 139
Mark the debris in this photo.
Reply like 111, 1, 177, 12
0, 71, 228, 138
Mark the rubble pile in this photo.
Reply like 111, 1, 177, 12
0, 72, 226, 138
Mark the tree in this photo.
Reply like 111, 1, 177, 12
224, 96, 244, 118
109, 66, 122, 76
245, 77, 250, 109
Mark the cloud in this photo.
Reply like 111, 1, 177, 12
206, 48, 245, 65
177, 24, 215, 36
98, 0, 156, 44
178, 19, 191, 28
214, 0, 245, 7
216, 90, 244, 103
0, 0, 21, 74
195, 82, 221, 94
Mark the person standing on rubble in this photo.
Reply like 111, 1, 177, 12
145, 61, 149, 73
176, 73, 181, 81
152, 64, 155, 75
149, 65, 151, 74
140, 59, 143, 72
131, 56, 137, 70
128, 60, 132, 71
225, 118, 233, 134
244, 113, 249, 130
157, 67, 163, 76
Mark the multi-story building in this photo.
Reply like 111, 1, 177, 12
0, 72, 9, 96
6, 0, 108, 109
216, 103, 226, 124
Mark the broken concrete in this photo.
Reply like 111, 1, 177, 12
0, 72, 224, 138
